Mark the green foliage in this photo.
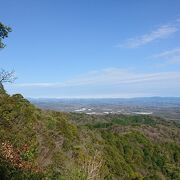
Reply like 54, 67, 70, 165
0, 157, 44, 180
66, 168, 87, 180
112, 115, 157, 126
100, 129, 180, 179
20, 146, 37, 161
84, 114, 158, 129
0, 22, 11, 48
0, 92, 179, 179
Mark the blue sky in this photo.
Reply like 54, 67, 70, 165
1, 0, 180, 98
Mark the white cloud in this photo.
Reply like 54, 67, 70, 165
7, 68, 180, 88
152, 47, 180, 65
12, 82, 65, 88
153, 47, 180, 58
168, 56, 180, 64
118, 24, 178, 48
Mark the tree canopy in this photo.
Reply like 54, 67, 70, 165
0, 22, 11, 48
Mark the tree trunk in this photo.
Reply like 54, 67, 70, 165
0, 82, 5, 93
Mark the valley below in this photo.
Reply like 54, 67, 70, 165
30, 97, 180, 121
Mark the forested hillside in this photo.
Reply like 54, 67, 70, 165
0, 91, 179, 179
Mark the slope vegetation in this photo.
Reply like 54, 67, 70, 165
0, 92, 179, 179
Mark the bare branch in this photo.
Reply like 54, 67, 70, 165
81, 150, 103, 180
0, 69, 17, 84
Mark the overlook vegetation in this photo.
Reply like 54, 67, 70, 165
0, 91, 179, 179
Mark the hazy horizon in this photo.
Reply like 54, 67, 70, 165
28, 96, 180, 99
